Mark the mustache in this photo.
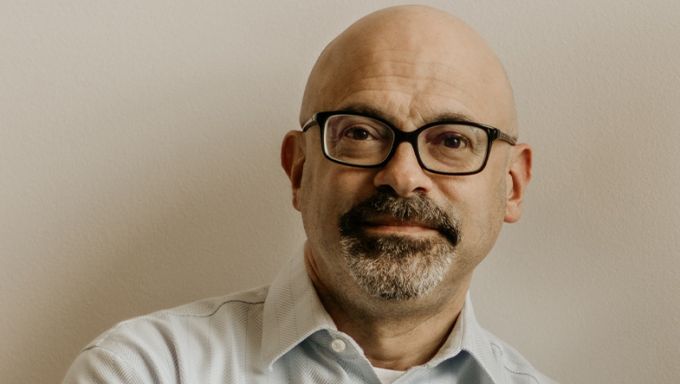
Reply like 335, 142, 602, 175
339, 187, 460, 246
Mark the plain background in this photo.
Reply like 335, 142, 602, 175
1, 1, 679, 383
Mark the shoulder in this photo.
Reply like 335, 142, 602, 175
63, 285, 269, 383
161, 284, 268, 319
481, 329, 558, 384
94, 285, 267, 347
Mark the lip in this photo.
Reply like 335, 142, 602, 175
362, 217, 438, 235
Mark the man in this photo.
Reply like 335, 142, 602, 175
64, 5, 554, 384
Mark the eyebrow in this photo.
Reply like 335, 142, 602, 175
337, 103, 480, 126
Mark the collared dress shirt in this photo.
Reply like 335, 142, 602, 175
63, 254, 556, 383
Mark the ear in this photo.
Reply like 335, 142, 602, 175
281, 131, 306, 211
504, 143, 532, 223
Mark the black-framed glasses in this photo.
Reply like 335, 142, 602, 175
301, 110, 517, 175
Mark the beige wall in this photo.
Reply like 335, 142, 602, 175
2, 1, 679, 383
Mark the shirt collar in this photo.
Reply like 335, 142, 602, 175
428, 292, 505, 383
261, 253, 336, 369
261, 254, 505, 382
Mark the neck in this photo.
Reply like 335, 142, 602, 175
304, 247, 471, 371
334, 296, 466, 370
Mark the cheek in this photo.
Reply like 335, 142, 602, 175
298, 161, 376, 243
464, 159, 508, 224
438, 173, 507, 255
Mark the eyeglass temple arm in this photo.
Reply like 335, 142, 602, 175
496, 130, 518, 146
301, 117, 316, 131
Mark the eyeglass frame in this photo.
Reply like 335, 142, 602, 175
301, 110, 518, 176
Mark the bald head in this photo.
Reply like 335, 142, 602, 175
300, 5, 517, 136
282, 5, 533, 330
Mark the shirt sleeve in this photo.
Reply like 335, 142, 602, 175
62, 346, 146, 384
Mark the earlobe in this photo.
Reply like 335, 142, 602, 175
504, 144, 532, 223
281, 131, 306, 211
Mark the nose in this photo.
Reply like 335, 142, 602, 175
373, 142, 434, 197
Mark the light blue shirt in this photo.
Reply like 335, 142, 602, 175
63, 254, 556, 383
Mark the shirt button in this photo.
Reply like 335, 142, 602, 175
330, 339, 346, 353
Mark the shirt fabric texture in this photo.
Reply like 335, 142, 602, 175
373, 367, 405, 384
63, 254, 556, 384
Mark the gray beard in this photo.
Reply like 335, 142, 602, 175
340, 233, 455, 300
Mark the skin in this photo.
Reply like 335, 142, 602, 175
281, 5, 532, 370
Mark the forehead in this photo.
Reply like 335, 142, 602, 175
300, 9, 517, 133
316, 49, 501, 129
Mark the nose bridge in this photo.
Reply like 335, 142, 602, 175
374, 140, 432, 196
391, 128, 420, 155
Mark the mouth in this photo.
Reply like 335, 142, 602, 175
361, 216, 439, 236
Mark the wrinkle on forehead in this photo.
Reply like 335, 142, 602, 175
300, 5, 518, 135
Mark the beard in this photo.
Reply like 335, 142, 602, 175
338, 187, 460, 301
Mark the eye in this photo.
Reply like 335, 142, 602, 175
430, 132, 470, 149
325, 114, 391, 146
343, 126, 376, 141
442, 134, 465, 148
